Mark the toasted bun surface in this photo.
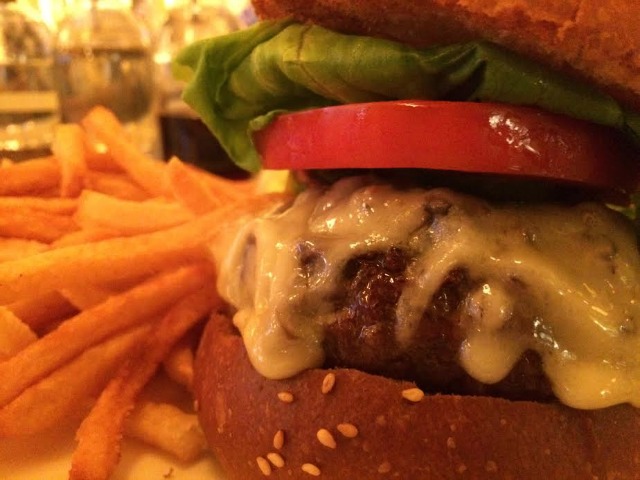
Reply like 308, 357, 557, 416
251, 0, 640, 110
194, 314, 640, 480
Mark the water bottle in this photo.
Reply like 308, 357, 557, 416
0, 0, 60, 161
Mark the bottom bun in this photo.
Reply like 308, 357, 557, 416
194, 314, 640, 479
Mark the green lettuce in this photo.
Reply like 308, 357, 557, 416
174, 19, 640, 173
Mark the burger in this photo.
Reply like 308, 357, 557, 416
173, 1, 640, 478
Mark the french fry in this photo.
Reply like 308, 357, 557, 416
194, 164, 256, 201
162, 334, 196, 390
83, 134, 122, 173
7, 290, 78, 333
60, 274, 154, 310
51, 124, 88, 198
51, 226, 124, 248
74, 190, 194, 235
165, 156, 221, 213
61, 284, 116, 311
0, 197, 282, 303
0, 263, 211, 407
83, 171, 151, 201
0, 307, 37, 360
0, 196, 77, 214
0, 156, 60, 196
0, 238, 48, 262
0, 325, 150, 436
82, 107, 168, 197
0, 208, 78, 243
84, 149, 121, 173
69, 285, 219, 480
124, 400, 207, 462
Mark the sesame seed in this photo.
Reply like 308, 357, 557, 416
321, 372, 336, 394
277, 391, 294, 403
256, 456, 272, 476
336, 423, 358, 438
447, 437, 456, 449
317, 428, 337, 449
457, 464, 468, 474
378, 461, 392, 474
273, 429, 285, 450
302, 463, 321, 476
267, 452, 285, 468
401, 387, 424, 402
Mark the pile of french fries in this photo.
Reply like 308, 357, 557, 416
0, 107, 286, 480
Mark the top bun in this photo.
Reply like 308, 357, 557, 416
251, 0, 640, 110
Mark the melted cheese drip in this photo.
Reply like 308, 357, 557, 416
217, 177, 640, 409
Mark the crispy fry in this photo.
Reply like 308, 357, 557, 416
0, 325, 150, 436
0, 197, 283, 303
163, 334, 196, 391
51, 124, 88, 198
74, 190, 194, 235
194, 164, 256, 201
59, 275, 154, 310
83, 171, 151, 201
0, 238, 48, 262
0, 208, 78, 243
0, 307, 37, 360
0, 157, 60, 196
0, 263, 210, 407
51, 227, 124, 248
7, 290, 78, 333
83, 135, 121, 173
0, 196, 77, 214
69, 285, 218, 480
61, 284, 116, 311
125, 400, 207, 462
82, 107, 167, 197
165, 157, 221, 213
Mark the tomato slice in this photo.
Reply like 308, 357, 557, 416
253, 101, 639, 196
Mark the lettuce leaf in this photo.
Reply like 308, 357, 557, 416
174, 19, 640, 173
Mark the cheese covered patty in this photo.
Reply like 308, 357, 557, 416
218, 176, 640, 409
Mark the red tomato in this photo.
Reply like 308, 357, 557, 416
253, 101, 639, 196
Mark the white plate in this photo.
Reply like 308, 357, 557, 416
0, 421, 227, 480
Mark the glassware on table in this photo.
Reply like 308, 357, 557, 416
154, 0, 248, 177
0, 0, 60, 161
54, 0, 160, 156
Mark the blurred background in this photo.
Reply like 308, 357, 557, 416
1, 0, 253, 176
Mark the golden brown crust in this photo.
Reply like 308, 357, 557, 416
194, 314, 640, 480
251, 0, 640, 110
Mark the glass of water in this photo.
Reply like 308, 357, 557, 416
54, 0, 160, 156
0, 0, 60, 160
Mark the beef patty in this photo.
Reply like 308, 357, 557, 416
323, 247, 554, 402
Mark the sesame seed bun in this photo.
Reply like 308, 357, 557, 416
251, 0, 640, 110
194, 313, 640, 479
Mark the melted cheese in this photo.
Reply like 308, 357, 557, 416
217, 177, 640, 409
